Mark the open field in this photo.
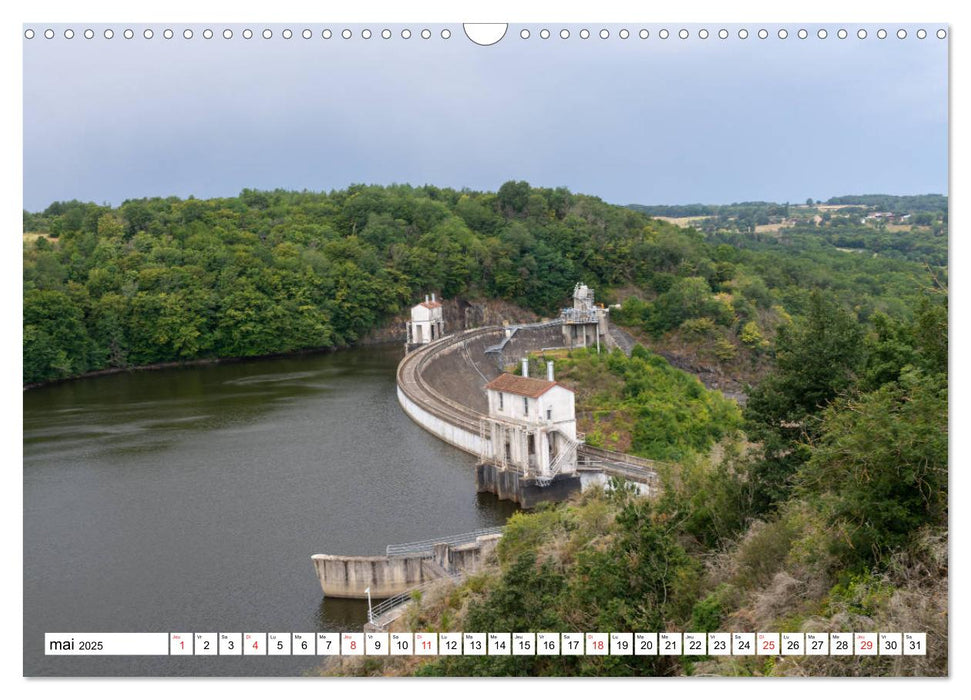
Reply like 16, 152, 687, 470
753, 221, 795, 234
650, 215, 710, 227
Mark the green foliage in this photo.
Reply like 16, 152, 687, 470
712, 337, 738, 362
732, 517, 799, 589
689, 588, 728, 633
417, 553, 569, 676
496, 508, 572, 566
569, 498, 699, 630
556, 347, 741, 461
22, 184, 685, 384
418, 493, 695, 677
680, 317, 716, 339
742, 291, 866, 512
824, 193, 947, 213
796, 369, 947, 567
632, 195, 947, 266
659, 448, 757, 548
825, 571, 895, 619
23, 289, 98, 382
739, 320, 766, 349
24, 185, 943, 387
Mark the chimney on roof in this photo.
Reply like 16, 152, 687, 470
521, 358, 529, 378
547, 361, 555, 381
431, 293, 436, 302
425, 294, 429, 303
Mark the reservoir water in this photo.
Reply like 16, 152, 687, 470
23, 345, 516, 676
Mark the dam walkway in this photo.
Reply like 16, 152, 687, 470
396, 323, 660, 489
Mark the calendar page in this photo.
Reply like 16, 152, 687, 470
18, 0, 950, 687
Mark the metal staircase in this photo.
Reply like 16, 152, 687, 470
368, 573, 462, 623
535, 432, 582, 487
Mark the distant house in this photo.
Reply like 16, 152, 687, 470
481, 359, 579, 482
406, 294, 445, 348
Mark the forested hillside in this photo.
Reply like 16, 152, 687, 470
332, 292, 947, 677
23, 183, 942, 386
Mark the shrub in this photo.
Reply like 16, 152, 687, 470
680, 317, 716, 338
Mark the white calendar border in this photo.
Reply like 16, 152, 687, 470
8, 0, 961, 698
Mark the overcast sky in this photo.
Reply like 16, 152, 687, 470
22, 23, 948, 211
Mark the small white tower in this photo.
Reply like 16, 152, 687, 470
560, 282, 608, 350
406, 293, 445, 349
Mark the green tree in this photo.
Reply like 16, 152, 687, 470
497, 180, 531, 214
744, 291, 865, 511
796, 370, 947, 566
23, 289, 95, 382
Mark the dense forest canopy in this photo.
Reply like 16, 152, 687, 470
23, 183, 944, 386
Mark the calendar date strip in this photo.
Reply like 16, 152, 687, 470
45, 632, 927, 657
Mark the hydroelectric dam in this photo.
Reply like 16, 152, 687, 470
313, 296, 660, 602
395, 320, 659, 500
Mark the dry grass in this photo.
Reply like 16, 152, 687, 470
706, 516, 948, 677
652, 216, 711, 227
23, 231, 54, 244
884, 223, 934, 233
753, 222, 794, 234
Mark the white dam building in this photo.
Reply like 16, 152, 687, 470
394, 285, 659, 507
480, 360, 580, 487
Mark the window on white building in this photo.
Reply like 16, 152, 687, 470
523, 397, 529, 416
499, 392, 503, 410
547, 407, 552, 421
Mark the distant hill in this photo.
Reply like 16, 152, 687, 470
627, 194, 947, 219
824, 193, 947, 213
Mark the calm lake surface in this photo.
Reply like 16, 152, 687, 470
23, 345, 516, 676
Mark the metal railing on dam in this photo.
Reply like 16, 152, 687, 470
395, 325, 660, 486
578, 444, 661, 482
386, 526, 505, 557
396, 326, 503, 443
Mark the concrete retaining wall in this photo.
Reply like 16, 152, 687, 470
312, 535, 501, 599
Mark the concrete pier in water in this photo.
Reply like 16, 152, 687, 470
312, 532, 501, 599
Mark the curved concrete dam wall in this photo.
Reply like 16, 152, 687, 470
394, 322, 658, 505
395, 324, 566, 458
396, 386, 487, 456
395, 326, 500, 457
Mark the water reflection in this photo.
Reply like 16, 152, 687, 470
315, 596, 370, 630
